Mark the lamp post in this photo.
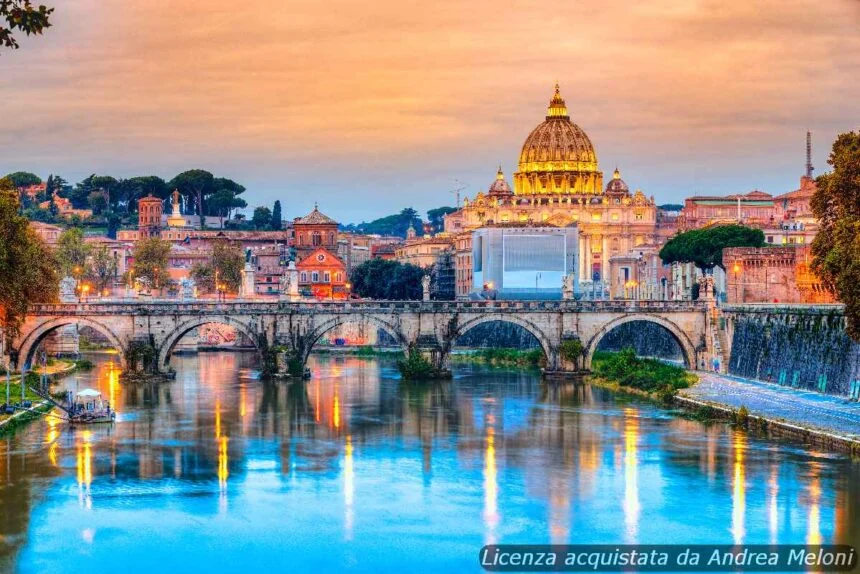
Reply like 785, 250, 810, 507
733, 262, 741, 303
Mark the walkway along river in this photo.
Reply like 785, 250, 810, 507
0, 352, 858, 572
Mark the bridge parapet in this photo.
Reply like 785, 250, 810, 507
28, 299, 708, 316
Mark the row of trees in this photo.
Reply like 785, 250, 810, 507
342, 206, 457, 238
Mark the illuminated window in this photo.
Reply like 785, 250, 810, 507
591, 213, 601, 221
611, 213, 619, 221
635, 211, 643, 221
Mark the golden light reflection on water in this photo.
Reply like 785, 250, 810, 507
45, 412, 60, 467
768, 464, 779, 544
215, 398, 228, 512
731, 430, 746, 545
76, 430, 93, 510
623, 407, 640, 543
344, 435, 354, 540
483, 410, 499, 544
807, 463, 822, 545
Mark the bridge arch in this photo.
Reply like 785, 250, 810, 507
157, 316, 263, 369
301, 314, 409, 363
444, 314, 557, 369
15, 317, 128, 370
584, 314, 697, 370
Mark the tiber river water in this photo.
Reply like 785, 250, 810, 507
0, 352, 858, 573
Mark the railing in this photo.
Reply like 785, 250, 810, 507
28, 299, 708, 315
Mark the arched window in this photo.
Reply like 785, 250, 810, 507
324, 272, 330, 283
300, 272, 307, 282
312, 232, 321, 246
312, 271, 319, 282
328, 232, 334, 245
335, 272, 342, 282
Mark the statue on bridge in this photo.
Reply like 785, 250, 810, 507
280, 261, 300, 302
180, 277, 196, 301
59, 276, 77, 303
562, 274, 575, 300
422, 275, 431, 302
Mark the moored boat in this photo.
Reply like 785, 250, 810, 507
68, 388, 116, 424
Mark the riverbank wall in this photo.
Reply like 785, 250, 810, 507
722, 304, 860, 397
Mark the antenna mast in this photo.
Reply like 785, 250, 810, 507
806, 131, 814, 178
450, 179, 468, 208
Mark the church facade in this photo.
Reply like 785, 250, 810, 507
445, 85, 661, 287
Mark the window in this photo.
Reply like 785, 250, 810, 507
301, 272, 307, 282
312, 232, 321, 246
767, 236, 774, 243
324, 272, 330, 283
312, 272, 319, 282
335, 272, 342, 282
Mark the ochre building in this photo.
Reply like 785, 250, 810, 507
445, 84, 660, 285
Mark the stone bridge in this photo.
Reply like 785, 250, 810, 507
13, 300, 710, 375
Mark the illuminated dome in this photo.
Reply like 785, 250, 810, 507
487, 166, 513, 197
605, 168, 629, 195
513, 83, 603, 196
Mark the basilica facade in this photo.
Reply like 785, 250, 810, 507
445, 84, 662, 285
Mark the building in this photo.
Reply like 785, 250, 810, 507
371, 243, 397, 261
677, 190, 776, 231
445, 84, 659, 288
19, 183, 47, 201
470, 226, 578, 299
38, 193, 92, 219
395, 234, 454, 269
29, 221, 63, 245
293, 205, 338, 262
723, 246, 835, 304
297, 247, 348, 299
454, 232, 473, 298
138, 194, 164, 239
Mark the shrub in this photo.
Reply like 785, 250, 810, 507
397, 347, 435, 380
735, 405, 750, 426
592, 348, 695, 396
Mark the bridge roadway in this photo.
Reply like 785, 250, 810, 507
15, 299, 709, 374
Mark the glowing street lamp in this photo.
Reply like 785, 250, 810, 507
733, 262, 742, 302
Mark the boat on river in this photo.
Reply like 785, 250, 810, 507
68, 388, 116, 424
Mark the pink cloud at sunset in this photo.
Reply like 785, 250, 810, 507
2, 0, 858, 221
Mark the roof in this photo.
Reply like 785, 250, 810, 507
296, 205, 337, 226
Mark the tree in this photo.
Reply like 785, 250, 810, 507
659, 224, 765, 271
346, 208, 425, 238
1, 1, 53, 50
121, 176, 169, 214
811, 131, 860, 341
271, 200, 282, 230
131, 237, 170, 289
87, 190, 107, 215
169, 170, 215, 228
3, 171, 41, 188
209, 189, 247, 228
252, 206, 272, 230
427, 206, 457, 233
350, 258, 424, 300
55, 227, 90, 277
191, 240, 244, 294
0, 177, 57, 345
87, 244, 118, 293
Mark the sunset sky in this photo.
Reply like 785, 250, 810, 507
2, 0, 859, 222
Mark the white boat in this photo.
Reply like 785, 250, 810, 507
68, 388, 116, 424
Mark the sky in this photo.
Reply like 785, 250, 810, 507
2, 0, 859, 223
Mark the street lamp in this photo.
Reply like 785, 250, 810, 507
81, 284, 90, 302
733, 262, 741, 303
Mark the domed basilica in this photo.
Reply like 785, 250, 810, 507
445, 84, 661, 284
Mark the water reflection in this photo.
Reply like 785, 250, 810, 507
0, 353, 856, 572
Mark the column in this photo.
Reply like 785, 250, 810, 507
579, 234, 587, 281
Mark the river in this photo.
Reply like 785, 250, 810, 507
0, 352, 857, 572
